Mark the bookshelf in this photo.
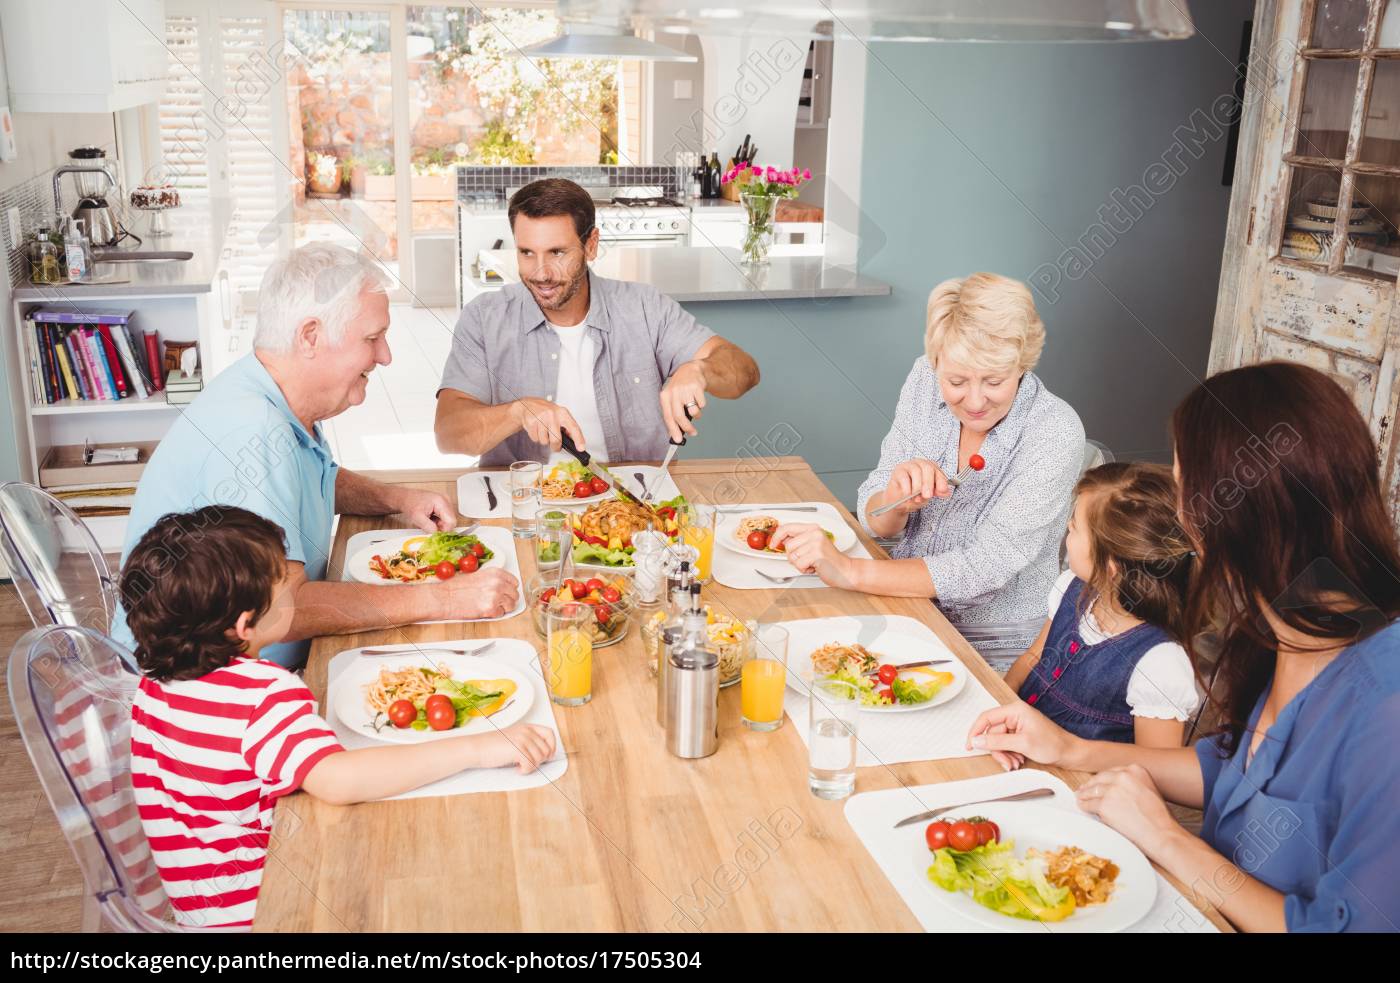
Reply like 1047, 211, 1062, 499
6, 289, 219, 551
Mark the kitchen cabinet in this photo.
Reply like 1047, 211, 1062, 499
1212, 0, 1400, 525
0, 0, 167, 113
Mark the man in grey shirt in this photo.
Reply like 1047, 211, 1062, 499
436, 178, 760, 465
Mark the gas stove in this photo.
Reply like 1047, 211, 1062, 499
591, 185, 690, 243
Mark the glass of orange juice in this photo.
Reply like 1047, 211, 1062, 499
741, 625, 788, 732
679, 503, 717, 584
544, 604, 593, 706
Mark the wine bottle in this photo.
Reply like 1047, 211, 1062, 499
707, 151, 722, 198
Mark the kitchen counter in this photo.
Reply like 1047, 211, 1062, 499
478, 246, 890, 302
12, 209, 227, 300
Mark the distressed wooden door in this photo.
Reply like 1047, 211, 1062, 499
1211, 0, 1400, 525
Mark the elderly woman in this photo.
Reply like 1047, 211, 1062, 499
772, 272, 1084, 666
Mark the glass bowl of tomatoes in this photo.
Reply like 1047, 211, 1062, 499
528, 571, 634, 648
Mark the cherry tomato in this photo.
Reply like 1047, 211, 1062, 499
458, 553, 479, 574
569, 579, 589, 600
973, 821, 998, 847
589, 476, 609, 495
574, 480, 594, 498
585, 577, 605, 592
877, 664, 899, 686
969, 453, 986, 471
558, 602, 583, 617
425, 695, 456, 731
746, 530, 770, 551
948, 821, 979, 852
595, 603, 612, 625
879, 688, 895, 703
434, 560, 456, 580
387, 699, 417, 729
470, 542, 487, 558
540, 587, 556, 604
985, 819, 1000, 843
925, 821, 951, 851
657, 506, 676, 520
601, 585, 621, 603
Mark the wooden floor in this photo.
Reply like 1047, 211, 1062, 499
0, 582, 86, 932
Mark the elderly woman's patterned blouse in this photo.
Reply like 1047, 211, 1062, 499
856, 358, 1085, 653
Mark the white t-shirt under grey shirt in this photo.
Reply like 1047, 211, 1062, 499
548, 321, 610, 463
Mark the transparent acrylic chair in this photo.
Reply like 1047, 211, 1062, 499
8, 625, 240, 932
0, 482, 118, 636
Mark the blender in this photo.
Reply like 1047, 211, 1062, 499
55, 147, 126, 246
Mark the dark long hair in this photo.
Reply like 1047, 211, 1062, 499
1172, 361, 1400, 753
119, 506, 288, 681
1075, 462, 1194, 642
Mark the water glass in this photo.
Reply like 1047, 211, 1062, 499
510, 460, 542, 539
741, 625, 788, 732
808, 678, 859, 799
631, 529, 669, 607
535, 507, 569, 570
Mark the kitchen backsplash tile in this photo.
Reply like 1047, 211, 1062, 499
456, 165, 687, 202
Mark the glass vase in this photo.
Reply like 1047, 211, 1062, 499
739, 191, 781, 266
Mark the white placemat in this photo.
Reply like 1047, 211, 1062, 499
455, 471, 512, 520
713, 502, 874, 590
326, 638, 567, 799
339, 525, 526, 625
844, 771, 1221, 933
781, 614, 1000, 765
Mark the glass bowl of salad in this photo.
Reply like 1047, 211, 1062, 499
641, 607, 753, 686
528, 571, 635, 648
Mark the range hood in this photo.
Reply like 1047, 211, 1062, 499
556, 1, 1196, 42
515, 21, 697, 61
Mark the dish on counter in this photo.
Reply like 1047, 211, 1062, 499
642, 607, 754, 685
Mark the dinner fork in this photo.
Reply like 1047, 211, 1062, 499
718, 505, 820, 514
360, 641, 497, 657
893, 787, 1057, 829
367, 521, 479, 545
752, 567, 824, 585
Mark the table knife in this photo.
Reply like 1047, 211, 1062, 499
482, 474, 498, 511
861, 659, 952, 677
892, 787, 1056, 828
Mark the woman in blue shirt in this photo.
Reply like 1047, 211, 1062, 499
967, 361, 1400, 932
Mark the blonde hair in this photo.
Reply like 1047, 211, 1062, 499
924, 272, 1045, 374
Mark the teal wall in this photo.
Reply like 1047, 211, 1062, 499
679, 2, 1252, 508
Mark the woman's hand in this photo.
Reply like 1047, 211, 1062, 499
882, 459, 952, 514
769, 523, 855, 588
966, 700, 1080, 769
1075, 765, 1183, 860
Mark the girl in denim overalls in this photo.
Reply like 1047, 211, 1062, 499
1003, 463, 1199, 747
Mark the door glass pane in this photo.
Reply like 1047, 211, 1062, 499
284, 8, 399, 279
1380, 0, 1400, 48
1360, 60, 1400, 165
1311, 0, 1369, 48
1281, 166, 1343, 263
1343, 173, 1400, 279
1295, 58, 1361, 159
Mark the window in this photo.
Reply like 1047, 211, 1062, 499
1279, 0, 1400, 280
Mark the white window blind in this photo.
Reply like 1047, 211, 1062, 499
159, 14, 209, 196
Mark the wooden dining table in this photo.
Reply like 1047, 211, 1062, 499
253, 457, 1230, 933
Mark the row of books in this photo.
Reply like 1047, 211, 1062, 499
24, 309, 164, 406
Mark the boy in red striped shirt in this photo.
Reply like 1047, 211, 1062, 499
122, 505, 555, 929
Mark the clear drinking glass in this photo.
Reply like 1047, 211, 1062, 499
543, 604, 592, 707
741, 625, 788, 732
535, 507, 569, 570
808, 678, 859, 799
510, 460, 542, 539
678, 503, 717, 584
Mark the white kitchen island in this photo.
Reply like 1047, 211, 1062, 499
472, 246, 890, 303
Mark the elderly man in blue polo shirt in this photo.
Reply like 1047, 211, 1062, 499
434, 178, 759, 463
110, 243, 518, 667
